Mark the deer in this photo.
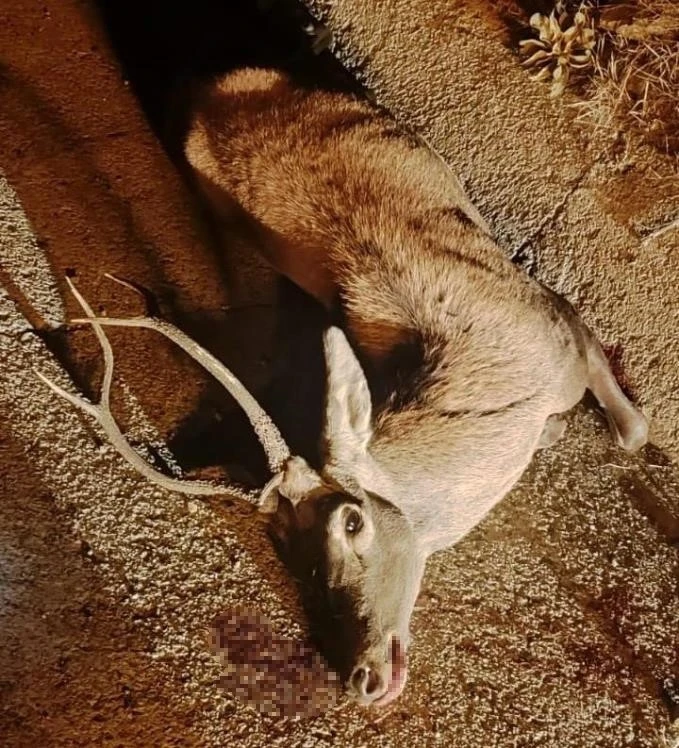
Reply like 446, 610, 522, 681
37, 67, 649, 710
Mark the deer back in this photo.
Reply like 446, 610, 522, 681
184, 68, 587, 551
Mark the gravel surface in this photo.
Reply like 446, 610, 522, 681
1, 1, 678, 746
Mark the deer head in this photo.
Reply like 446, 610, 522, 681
36, 277, 424, 707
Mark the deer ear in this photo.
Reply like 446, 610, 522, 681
260, 456, 325, 514
267, 491, 297, 550
322, 326, 373, 463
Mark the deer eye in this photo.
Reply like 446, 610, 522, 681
344, 508, 363, 535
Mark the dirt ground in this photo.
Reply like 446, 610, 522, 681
1, 0, 678, 746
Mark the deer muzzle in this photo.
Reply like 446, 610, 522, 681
348, 634, 408, 707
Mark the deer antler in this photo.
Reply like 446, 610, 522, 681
35, 276, 292, 504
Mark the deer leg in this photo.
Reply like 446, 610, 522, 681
537, 415, 567, 449
538, 281, 648, 452
582, 331, 648, 452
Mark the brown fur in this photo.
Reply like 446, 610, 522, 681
184, 67, 647, 533
183, 68, 648, 705
186, 70, 567, 405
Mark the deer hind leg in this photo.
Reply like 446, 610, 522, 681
540, 282, 648, 452
581, 328, 648, 451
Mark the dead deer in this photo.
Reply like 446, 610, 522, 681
37, 276, 415, 707
38, 68, 648, 709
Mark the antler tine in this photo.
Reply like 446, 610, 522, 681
77, 274, 292, 474
35, 277, 261, 502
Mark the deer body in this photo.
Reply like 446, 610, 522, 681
184, 69, 624, 549
40, 69, 647, 710
181, 69, 647, 705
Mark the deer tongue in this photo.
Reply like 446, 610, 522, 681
375, 636, 408, 707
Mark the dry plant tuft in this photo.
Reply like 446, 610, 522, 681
520, 1, 679, 153
519, 3, 596, 96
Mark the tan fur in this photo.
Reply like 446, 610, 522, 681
183, 68, 648, 704
185, 67, 646, 544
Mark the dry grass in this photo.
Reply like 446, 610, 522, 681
584, 0, 679, 152
518, 1, 679, 153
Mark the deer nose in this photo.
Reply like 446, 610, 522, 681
350, 664, 387, 702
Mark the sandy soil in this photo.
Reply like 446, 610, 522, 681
1, 0, 678, 746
